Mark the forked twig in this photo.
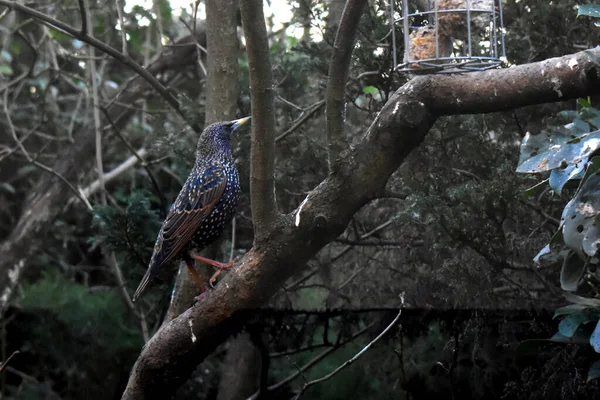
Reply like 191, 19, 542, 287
291, 294, 404, 399
0, 350, 19, 374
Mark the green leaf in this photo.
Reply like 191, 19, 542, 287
550, 331, 590, 345
362, 86, 378, 95
588, 360, 600, 382
585, 49, 600, 67
560, 251, 586, 291
564, 292, 600, 307
579, 98, 593, 108
591, 321, 600, 352
559, 313, 593, 337
0, 64, 13, 75
517, 130, 600, 174
48, 29, 72, 42
0, 182, 15, 194
578, 5, 600, 19
554, 304, 589, 319
548, 159, 586, 194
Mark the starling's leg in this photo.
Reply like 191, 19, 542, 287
185, 260, 207, 293
190, 254, 238, 286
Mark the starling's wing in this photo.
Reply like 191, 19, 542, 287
132, 165, 227, 301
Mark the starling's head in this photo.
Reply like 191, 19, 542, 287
197, 116, 251, 158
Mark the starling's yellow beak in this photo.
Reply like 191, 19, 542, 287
231, 116, 251, 131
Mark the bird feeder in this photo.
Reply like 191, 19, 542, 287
393, 0, 506, 73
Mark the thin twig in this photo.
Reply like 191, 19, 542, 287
0, 0, 193, 127
69, 148, 147, 206
193, 0, 200, 37
3, 89, 30, 161
275, 100, 325, 143
2, 88, 92, 210
0, 350, 19, 374
77, 0, 87, 34
108, 253, 149, 342
286, 216, 400, 291
291, 295, 404, 399
115, 0, 128, 55
153, 0, 164, 52
100, 107, 167, 209
247, 323, 376, 400
83, 0, 106, 206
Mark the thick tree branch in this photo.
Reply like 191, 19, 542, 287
122, 48, 600, 400
240, 0, 279, 242
325, 0, 367, 172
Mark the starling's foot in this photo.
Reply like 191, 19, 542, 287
193, 292, 207, 305
191, 254, 239, 287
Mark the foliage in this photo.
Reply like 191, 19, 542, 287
18, 269, 142, 352
90, 189, 160, 266
516, 100, 600, 379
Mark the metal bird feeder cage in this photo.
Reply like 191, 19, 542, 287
393, 0, 506, 74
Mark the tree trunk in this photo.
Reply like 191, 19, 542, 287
216, 333, 262, 400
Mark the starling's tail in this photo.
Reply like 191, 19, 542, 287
132, 267, 153, 302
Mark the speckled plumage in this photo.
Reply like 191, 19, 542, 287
132, 117, 249, 301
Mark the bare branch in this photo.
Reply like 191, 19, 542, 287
108, 253, 150, 342
77, 0, 87, 35
0, 350, 19, 374
83, 0, 106, 206
69, 148, 147, 206
275, 100, 325, 143
100, 108, 166, 209
0, 31, 206, 315
240, 0, 280, 242
0, 0, 197, 129
115, 0, 127, 55
326, 0, 367, 172
292, 296, 403, 399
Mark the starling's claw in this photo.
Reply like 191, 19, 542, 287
191, 255, 239, 287
209, 270, 221, 288
208, 257, 239, 287
193, 292, 207, 305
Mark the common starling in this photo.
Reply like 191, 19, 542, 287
132, 117, 250, 302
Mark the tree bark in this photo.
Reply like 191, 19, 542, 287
216, 333, 262, 400
326, 0, 367, 171
121, 47, 600, 400
0, 30, 207, 315
240, 0, 280, 243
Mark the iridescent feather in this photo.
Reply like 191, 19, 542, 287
132, 117, 249, 301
